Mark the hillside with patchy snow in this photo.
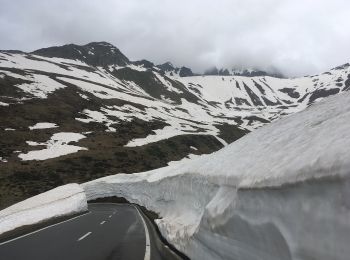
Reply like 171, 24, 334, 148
0, 41, 349, 207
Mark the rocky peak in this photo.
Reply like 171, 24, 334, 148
332, 63, 350, 71
132, 59, 155, 69
31, 41, 130, 67
179, 67, 194, 77
156, 62, 194, 77
156, 62, 176, 72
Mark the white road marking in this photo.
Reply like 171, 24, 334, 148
135, 206, 151, 260
77, 232, 92, 241
100, 221, 106, 225
0, 212, 90, 246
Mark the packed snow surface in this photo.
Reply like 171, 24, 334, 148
83, 92, 350, 260
29, 122, 58, 130
167, 153, 202, 166
0, 184, 87, 235
18, 132, 87, 161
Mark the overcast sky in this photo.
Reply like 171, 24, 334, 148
1, 0, 349, 76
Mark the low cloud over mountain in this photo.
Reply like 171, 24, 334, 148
1, 0, 350, 77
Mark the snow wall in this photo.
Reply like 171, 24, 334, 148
83, 91, 350, 260
0, 184, 87, 235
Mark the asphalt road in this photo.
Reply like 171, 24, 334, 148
0, 203, 181, 260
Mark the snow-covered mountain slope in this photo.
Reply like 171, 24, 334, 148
1, 44, 348, 138
0, 41, 349, 207
83, 91, 350, 260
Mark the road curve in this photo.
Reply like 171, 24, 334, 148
0, 203, 182, 260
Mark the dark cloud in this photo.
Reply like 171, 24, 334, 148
0, 0, 349, 76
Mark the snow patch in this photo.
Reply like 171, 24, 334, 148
125, 126, 189, 147
29, 122, 58, 130
79, 93, 89, 100
19, 132, 87, 161
17, 75, 66, 98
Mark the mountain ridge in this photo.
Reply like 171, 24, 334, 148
29, 42, 285, 78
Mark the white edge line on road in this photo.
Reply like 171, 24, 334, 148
135, 206, 151, 260
77, 231, 92, 241
100, 221, 106, 225
0, 212, 90, 246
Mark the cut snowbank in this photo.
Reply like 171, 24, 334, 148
0, 184, 87, 236
83, 92, 350, 260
